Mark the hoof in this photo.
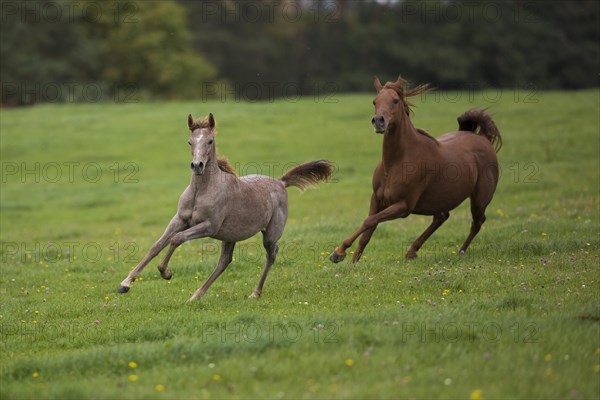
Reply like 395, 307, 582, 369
329, 251, 346, 263
405, 251, 417, 259
249, 291, 261, 299
351, 252, 362, 264
158, 267, 172, 280
188, 290, 205, 302
117, 286, 130, 294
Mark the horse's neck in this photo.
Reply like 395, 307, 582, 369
189, 159, 228, 194
382, 115, 422, 165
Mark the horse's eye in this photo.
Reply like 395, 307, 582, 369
372, 100, 376, 105
188, 139, 192, 145
208, 139, 214, 145
393, 98, 399, 105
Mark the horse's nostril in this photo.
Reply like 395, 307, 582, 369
190, 162, 194, 169
379, 116, 385, 124
371, 117, 376, 125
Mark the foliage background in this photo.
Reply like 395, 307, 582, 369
1, 0, 598, 105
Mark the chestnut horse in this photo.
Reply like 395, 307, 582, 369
330, 75, 501, 263
118, 113, 333, 301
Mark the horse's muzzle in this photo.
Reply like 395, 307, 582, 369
191, 161, 205, 175
372, 115, 386, 134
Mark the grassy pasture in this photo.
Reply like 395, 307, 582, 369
0, 89, 598, 399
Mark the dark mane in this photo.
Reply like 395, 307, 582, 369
383, 77, 436, 144
384, 77, 430, 116
416, 128, 439, 145
217, 157, 237, 175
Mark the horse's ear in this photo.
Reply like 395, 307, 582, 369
374, 76, 383, 93
396, 74, 406, 88
208, 113, 216, 129
187, 114, 194, 129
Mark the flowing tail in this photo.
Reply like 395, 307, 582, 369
457, 108, 502, 152
280, 160, 334, 190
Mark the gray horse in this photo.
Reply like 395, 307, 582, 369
118, 113, 333, 301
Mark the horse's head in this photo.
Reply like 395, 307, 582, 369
187, 112, 216, 175
371, 75, 429, 134
372, 76, 403, 133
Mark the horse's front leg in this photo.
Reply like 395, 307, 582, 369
118, 214, 187, 293
330, 200, 409, 263
156, 220, 217, 279
351, 228, 376, 263
351, 194, 380, 263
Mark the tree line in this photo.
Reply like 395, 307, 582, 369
1, 0, 597, 105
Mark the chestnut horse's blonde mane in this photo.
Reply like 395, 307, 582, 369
188, 117, 237, 176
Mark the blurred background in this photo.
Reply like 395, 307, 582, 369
1, 0, 598, 106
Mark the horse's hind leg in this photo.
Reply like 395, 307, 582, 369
189, 241, 236, 301
460, 182, 497, 254
251, 208, 286, 298
459, 202, 486, 255
460, 162, 498, 254
405, 212, 449, 259
250, 240, 279, 298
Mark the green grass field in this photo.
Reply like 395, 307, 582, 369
1, 89, 599, 399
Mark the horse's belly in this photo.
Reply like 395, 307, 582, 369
213, 209, 272, 242
413, 182, 472, 215
213, 224, 262, 242
412, 196, 467, 215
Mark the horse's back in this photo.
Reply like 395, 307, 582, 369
438, 131, 498, 166
211, 175, 286, 242
438, 130, 494, 148
240, 174, 287, 197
